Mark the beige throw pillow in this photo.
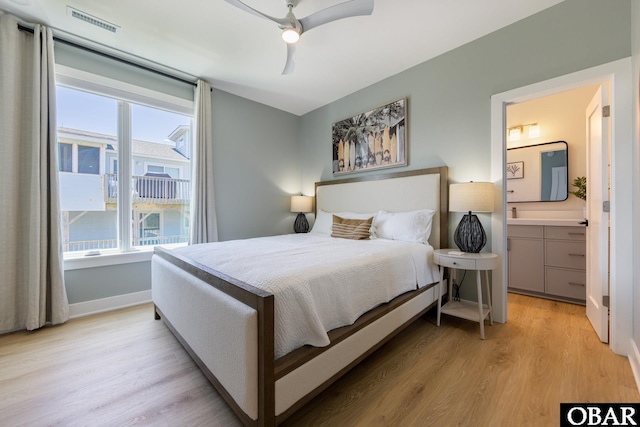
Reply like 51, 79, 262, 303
331, 215, 373, 240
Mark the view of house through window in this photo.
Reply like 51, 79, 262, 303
57, 85, 192, 254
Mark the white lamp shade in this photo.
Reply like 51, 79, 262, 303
449, 182, 494, 213
291, 195, 313, 213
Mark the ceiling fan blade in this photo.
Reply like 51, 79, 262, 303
224, 0, 289, 26
299, 0, 374, 33
282, 44, 296, 75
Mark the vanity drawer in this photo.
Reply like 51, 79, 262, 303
508, 225, 543, 239
545, 267, 586, 301
545, 240, 586, 270
544, 226, 586, 241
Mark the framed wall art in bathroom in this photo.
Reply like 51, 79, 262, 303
507, 161, 524, 179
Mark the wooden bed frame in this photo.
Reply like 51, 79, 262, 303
152, 166, 448, 426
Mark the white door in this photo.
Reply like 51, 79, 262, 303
585, 85, 609, 343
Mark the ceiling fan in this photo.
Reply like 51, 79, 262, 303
224, 0, 375, 74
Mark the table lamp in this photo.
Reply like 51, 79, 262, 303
291, 195, 313, 233
449, 182, 494, 253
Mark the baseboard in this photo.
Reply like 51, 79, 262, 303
69, 290, 152, 319
629, 338, 640, 394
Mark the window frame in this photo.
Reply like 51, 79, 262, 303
56, 65, 194, 269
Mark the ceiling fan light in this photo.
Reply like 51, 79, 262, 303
281, 28, 300, 44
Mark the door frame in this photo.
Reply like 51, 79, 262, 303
490, 58, 633, 356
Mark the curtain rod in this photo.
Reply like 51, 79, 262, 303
17, 23, 198, 87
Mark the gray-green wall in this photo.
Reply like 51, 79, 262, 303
55, 42, 194, 101
298, 0, 631, 300
65, 262, 150, 304
211, 90, 300, 241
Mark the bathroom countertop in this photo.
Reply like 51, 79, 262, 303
507, 218, 586, 226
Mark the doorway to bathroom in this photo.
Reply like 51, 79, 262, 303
504, 82, 611, 341
489, 58, 634, 356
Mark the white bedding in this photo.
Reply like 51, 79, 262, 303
171, 234, 439, 358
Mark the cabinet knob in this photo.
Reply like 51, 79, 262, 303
452, 262, 457, 265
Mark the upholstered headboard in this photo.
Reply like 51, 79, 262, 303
314, 167, 448, 249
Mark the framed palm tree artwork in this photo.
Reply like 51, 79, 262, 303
332, 98, 407, 175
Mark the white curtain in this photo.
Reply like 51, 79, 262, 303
189, 79, 219, 244
0, 14, 69, 331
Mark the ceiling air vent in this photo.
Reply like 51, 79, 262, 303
66, 6, 120, 33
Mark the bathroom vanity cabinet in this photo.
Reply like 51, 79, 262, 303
507, 224, 586, 304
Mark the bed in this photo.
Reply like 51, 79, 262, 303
152, 166, 448, 426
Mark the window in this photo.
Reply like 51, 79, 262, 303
138, 212, 161, 244
56, 69, 193, 256
59, 143, 72, 172
77, 145, 100, 174
147, 165, 164, 173
58, 141, 103, 175
145, 163, 181, 178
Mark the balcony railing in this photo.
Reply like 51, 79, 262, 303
105, 173, 190, 204
64, 235, 188, 252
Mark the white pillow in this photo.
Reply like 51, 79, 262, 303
310, 210, 377, 235
373, 209, 436, 244
310, 210, 333, 235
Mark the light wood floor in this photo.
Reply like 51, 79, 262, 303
1, 294, 638, 427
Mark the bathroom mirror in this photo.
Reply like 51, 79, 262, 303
506, 141, 568, 203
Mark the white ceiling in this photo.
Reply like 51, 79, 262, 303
1, 0, 564, 115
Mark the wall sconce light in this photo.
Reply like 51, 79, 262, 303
508, 126, 522, 141
508, 123, 540, 141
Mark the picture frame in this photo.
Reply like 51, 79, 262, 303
507, 161, 524, 179
332, 98, 407, 175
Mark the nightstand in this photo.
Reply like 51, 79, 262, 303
434, 249, 499, 339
